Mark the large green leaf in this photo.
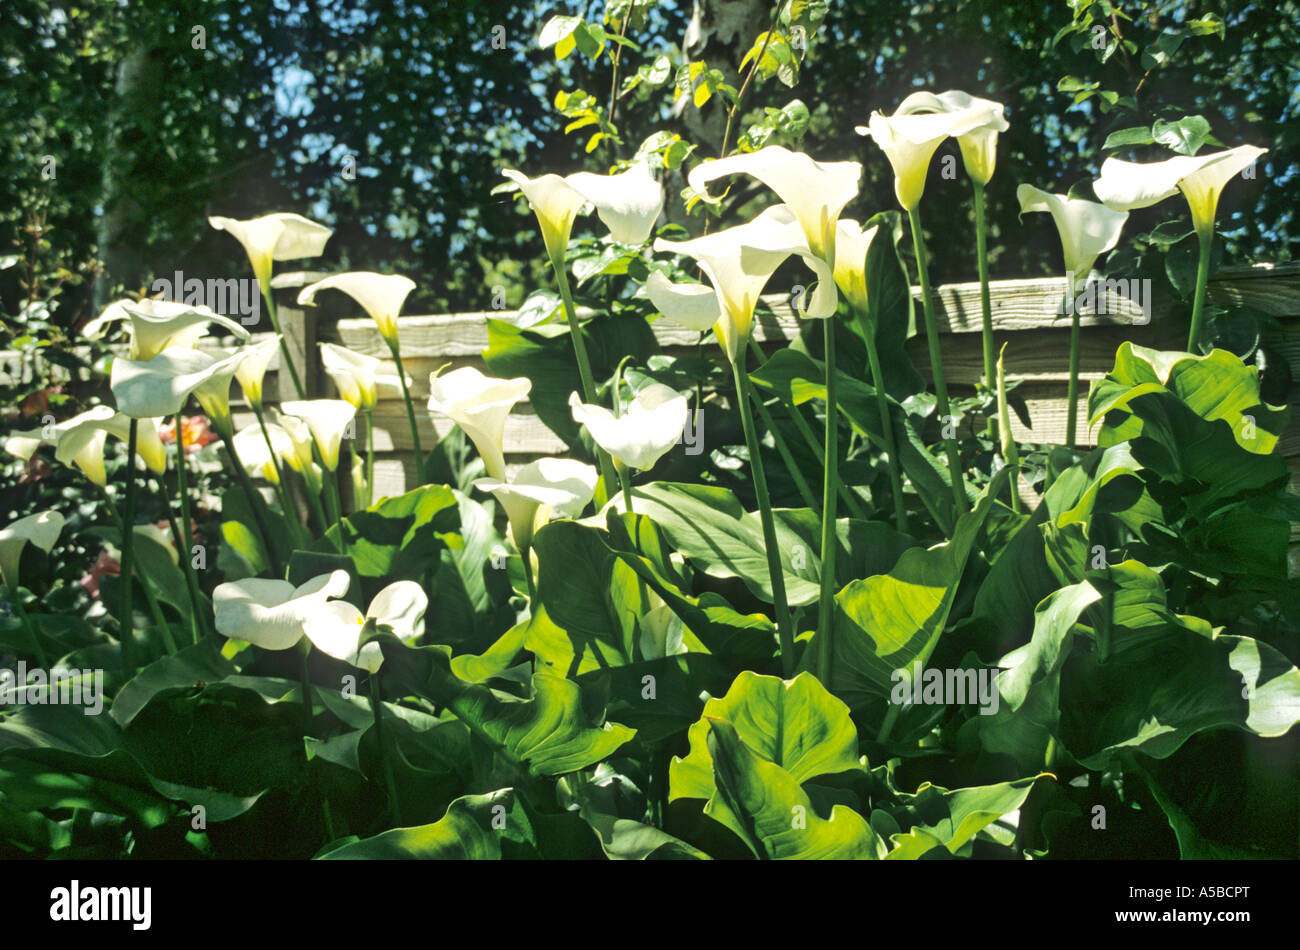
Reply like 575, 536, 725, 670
810, 471, 1005, 709
671, 671, 861, 805
884, 776, 1045, 859
1089, 343, 1290, 454
384, 642, 635, 776
851, 209, 923, 397
324, 484, 459, 580
111, 638, 239, 727
427, 489, 515, 646
705, 719, 882, 859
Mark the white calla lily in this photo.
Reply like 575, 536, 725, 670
0, 510, 64, 591
649, 204, 837, 361
502, 161, 664, 262
213, 570, 351, 652
209, 212, 333, 290
233, 422, 290, 483
272, 410, 320, 476
233, 337, 282, 410
894, 90, 1009, 185
2, 428, 46, 462
52, 407, 168, 485
279, 399, 357, 472
83, 298, 250, 361
427, 367, 531, 481
1016, 184, 1129, 290
110, 347, 247, 423
832, 218, 880, 312
297, 272, 416, 344
857, 101, 1004, 210
1091, 145, 1267, 237
302, 581, 428, 673
320, 342, 407, 411
569, 383, 689, 472
473, 457, 598, 552
686, 145, 862, 260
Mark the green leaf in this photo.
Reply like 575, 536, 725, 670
1152, 115, 1211, 155
385, 643, 636, 776
1102, 125, 1155, 149
671, 671, 861, 805
320, 789, 534, 858
325, 484, 459, 580
810, 471, 1005, 709
704, 718, 882, 859
855, 209, 924, 396
111, 638, 238, 727
885, 777, 1046, 858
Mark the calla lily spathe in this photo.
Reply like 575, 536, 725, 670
831, 218, 880, 312
209, 212, 333, 290
271, 410, 323, 491
110, 347, 247, 422
213, 570, 351, 652
473, 457, 598, 551
427, 367, 532, 481
233, 337, 282, 410
53, 407, 168, 485
320, 342, 407, 411
297, 272, 417, 344
1091, 145, 1267, 237
0, 510, 64, 591
302, 581, 428, 673
83, 298, 250, 361
279, 399, 357, 472
502, 161, 664, 263
894, 90, 1009, 186
686, 145, 862, 260
569, 383, 689, 472
1016, 184, 1129, 290
648, 204, 837, 362
857, 101, 1005, 210
233, 422, 290, 483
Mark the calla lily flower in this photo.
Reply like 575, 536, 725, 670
894, 90, 1009, 186
320, 342, 407, 411
0, 510, 64, 591
686, 145, 862, 260
297, 272, 417, 345
272, 410, 321, 479
213, 570, 351, 651
209, 212, 333, 291
110, 347, 247, 422
857, 101, 1004, 210
2, 428, 45, 463
427, 367, 532, 481
1016, 184, 1129, 290
233, 422, 290, 483
1091, 145, 1267, 237
52, 407, 168, 484
473, 457, 599, 551
279, 399, 357, 472
302, 581, 428, 673
569, 383, 689, 472
233, 337, 282, 410
83, 298, 250, 361
502, 161, 665, 263
832, 218, 880, 312
648, 204, 837, 362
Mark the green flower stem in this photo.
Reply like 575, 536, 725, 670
521, 544, 537, 601
252, 404, 306, 548
384, 336, 426, 486
370, 672, 402, 827
749, 392, 819, 513
153, 474, 204, 644
299, 640, 314, 732
221, 431, 284, 579
852, 305, 909, 534
549, 252, 619, 499
261, 286, 306, 401
876, 702, 900, 743
746, 338, 866, 521
1187, 229, 1213, 352
815, 318, 839, 688
98, 484, 175, 655
363, 407, 375, 509
617, 463, 635, 515
5, 580, 48, 669
996, 344, 1022, 515
1065, 285, 1082, 450
732, 355, 795, 677
171, 424, 207, 641
908, 205, 968, 514
301, 471, 334, 546
972, 182, 996, 391
118, 419, 139, 677
322, 466, 347, 547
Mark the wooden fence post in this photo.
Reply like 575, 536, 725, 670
270, 271, 326, 402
